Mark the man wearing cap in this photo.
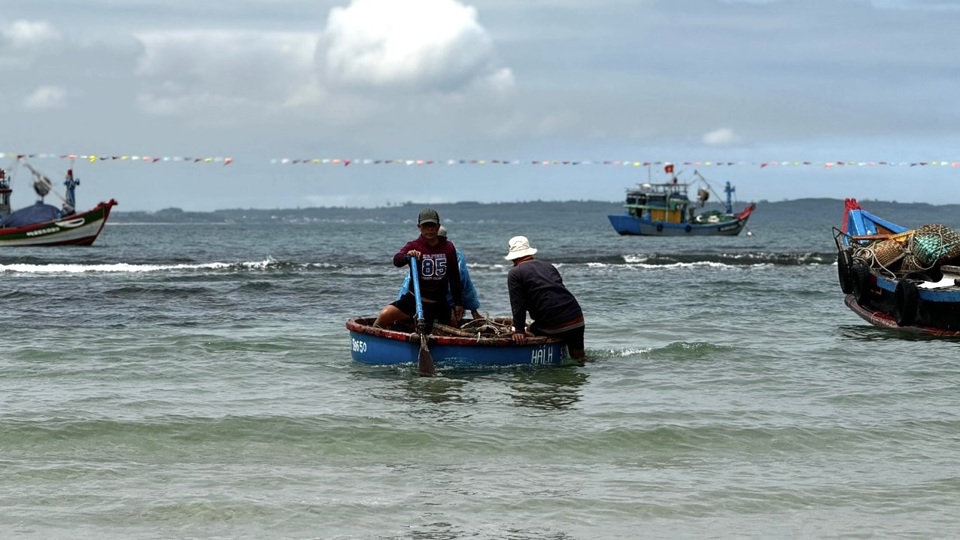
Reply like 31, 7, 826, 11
504, 235, 586, 363
397, 225, 482, 321
374, 208, 463, 330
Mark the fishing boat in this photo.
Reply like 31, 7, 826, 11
346, 317, 567, 369
608, 167, 756, 236
834, 198, 960, 336
0, 159, 117, 246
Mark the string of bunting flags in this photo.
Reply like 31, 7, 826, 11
4, 153, 959, 169
0, 152, 232, 165
268, 158, 960, 168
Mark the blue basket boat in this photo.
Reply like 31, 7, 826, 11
346, 317, 567, 369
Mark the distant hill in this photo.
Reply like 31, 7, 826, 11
109, 199, 960, 228
109, 201, 624, 224
748, 198, 960, 228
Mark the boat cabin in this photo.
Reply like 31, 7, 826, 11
624, 181, 695, 224
0, 169, 10, 217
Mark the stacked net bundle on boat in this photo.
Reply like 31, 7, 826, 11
870, 239, 906, 267
901, 223, 960, 273
853, 238, 906, 274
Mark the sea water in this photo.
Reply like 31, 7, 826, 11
2, 202, 960, 539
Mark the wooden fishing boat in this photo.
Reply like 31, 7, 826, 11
0, 159, 117, 247
346, 317, 567, 369
608, 168, 756, 236
834, 198, 960, 336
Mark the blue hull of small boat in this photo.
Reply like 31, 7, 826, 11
346, 318, 566, 368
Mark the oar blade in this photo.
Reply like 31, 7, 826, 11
418, 333, 435, 376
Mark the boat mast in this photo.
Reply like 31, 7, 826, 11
724, 181, 735, 214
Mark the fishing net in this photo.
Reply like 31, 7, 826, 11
871, 239, 906, 267
901, 223, 960, 272
852, 239, 905, 274
432, 317, 517, 338
900, 253, 923, 274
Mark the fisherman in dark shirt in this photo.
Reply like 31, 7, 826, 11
504, 235, 586, 363
374, 208, 463, 331
398, 225, 482, 321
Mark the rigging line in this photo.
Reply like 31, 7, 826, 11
20, 159, 70, 206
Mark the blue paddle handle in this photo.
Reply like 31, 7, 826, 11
409, 256, 425, 324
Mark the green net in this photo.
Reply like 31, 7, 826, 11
901, 224, 960, 272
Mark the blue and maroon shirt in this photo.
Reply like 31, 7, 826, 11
393, 236, 463, 307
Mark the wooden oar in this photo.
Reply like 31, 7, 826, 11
409, 256, 436, 377
849, 230, 914, 242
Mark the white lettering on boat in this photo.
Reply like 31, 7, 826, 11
352, 338, 367, 354
26, 227, 60, 237
530, 346, 553, 364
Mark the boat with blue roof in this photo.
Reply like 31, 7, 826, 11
608, 167, 756, 236
0, 158, 117, 246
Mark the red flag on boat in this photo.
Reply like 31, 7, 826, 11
664, 164, 674, 174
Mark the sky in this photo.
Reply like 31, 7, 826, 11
3, 0, 960, 212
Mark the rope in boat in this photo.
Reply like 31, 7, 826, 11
852, 240, 905, 279
460, 317, 515, 336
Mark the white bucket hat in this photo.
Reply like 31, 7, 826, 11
505, 236, 538, 260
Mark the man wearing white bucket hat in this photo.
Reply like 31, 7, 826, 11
504, 236, 586, 363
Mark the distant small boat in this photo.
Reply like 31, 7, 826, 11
608, 167, 756, 236
0, 159, 117, 247
834, 198, 960, 336
346, 317, 567, 368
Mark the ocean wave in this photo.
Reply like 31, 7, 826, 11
0, 258, 307, 274
620, 251, 835, 266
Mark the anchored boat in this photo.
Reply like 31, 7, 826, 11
0, 158, 117, 247
608, 167, 756, 236
834, 198, 960, 336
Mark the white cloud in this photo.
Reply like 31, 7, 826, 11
703, 128, 742, 146
129, 0, 514, 120
134, 30, 319, 116
124, 0, 515, 132
0, 19, 63, 68
321, 0, 514, 94
1, 20, 61, 48
23, 85, 67, 109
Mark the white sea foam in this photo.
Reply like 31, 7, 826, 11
0, 258, 279, 274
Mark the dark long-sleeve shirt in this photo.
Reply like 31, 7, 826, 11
393, 236, 463, 307
507, 259, 583, 333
